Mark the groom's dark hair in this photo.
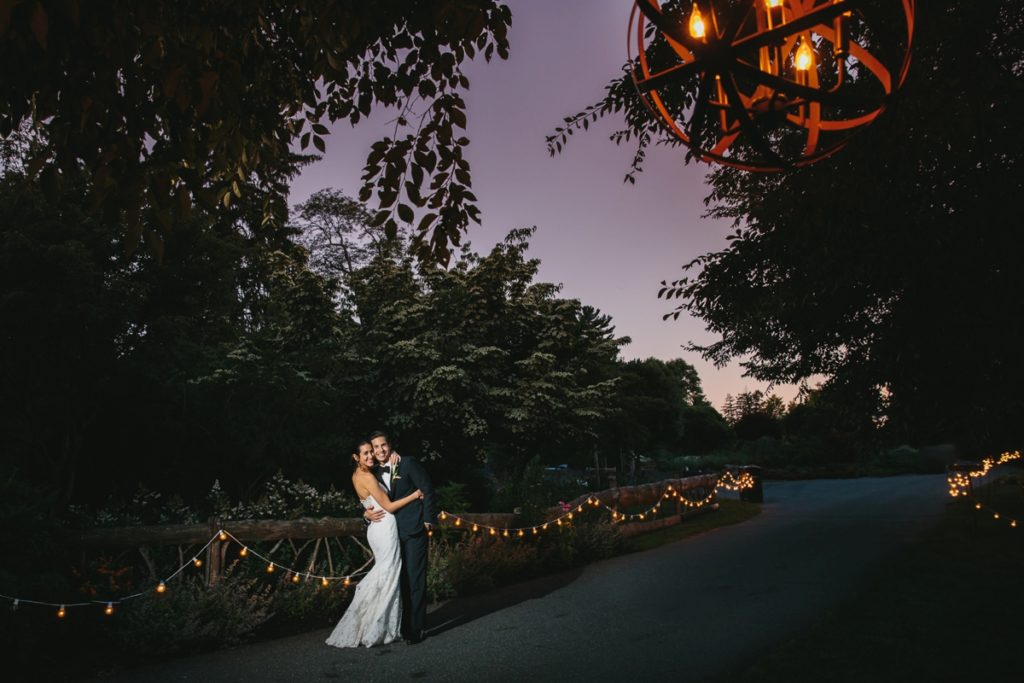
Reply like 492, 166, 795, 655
368, 430, 389, 442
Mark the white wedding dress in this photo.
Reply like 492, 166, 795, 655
325, 495, 403, 648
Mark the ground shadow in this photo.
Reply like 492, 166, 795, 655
424, 566, 584, 638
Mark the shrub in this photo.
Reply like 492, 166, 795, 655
435, 482, 471, 514
108, 571, 273, 656
269, 576, 352, 626
560, 521, 622, 563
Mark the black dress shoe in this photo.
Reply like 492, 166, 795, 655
404, 631, 424, 645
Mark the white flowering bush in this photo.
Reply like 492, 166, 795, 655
217, 471, 362, 520
70, 473, 362, 528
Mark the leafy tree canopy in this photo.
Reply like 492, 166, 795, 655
0, 0, 511, 263
551, 0, 1024, 450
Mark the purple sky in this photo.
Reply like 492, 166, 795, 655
291, 0, 805, 411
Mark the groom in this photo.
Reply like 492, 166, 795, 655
363, 430, 436, 644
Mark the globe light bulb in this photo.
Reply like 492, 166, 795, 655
104, 602, 114, 616
688, 4, 706, 40
156, 581, 167, 594
57, 605, 66, 618
795, 40, 815, 71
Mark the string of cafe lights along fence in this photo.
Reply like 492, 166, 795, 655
944, 449, 1022, 531
0, 528, 374, 619
0, 531, 221, 618
436, 470, 755, 537
968, 499, 1020, 531
946, 450, 1021, 498
2, 470, 757, 614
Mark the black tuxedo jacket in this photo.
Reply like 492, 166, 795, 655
376, 456, 437, 540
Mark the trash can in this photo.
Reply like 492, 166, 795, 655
739, 465, 764, 503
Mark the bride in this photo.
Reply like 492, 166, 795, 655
326, 440, 423, 648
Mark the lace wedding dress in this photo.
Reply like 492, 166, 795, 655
325, 495, 403, 648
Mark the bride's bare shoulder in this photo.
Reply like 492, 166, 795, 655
352, 470, 374, 497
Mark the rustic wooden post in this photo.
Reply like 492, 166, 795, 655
207, 516, 222, 586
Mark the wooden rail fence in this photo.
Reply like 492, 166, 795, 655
71, 475, 722, 582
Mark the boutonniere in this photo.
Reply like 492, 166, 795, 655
391, 461, 402, 481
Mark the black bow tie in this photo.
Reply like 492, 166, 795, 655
379, 466, 391, 473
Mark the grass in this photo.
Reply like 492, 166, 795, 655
717, 469, 1024, 682
623, 499, 762, 554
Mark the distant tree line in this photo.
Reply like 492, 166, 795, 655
0, 172, 739, 514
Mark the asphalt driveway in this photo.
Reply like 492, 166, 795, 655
96, 475, 947, 682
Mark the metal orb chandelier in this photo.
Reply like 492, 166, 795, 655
629, 0, 915, 171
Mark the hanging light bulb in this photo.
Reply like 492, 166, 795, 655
193, 557, 203, 568
344, 577, 351, 587
764, 0, 785, 30
266, 562, 275, 573
291, 573, 301, 584
688, 3, 706, 40
104, 602, 114, 616
321, 577, 329, 587
218, 531, 228, 541
57, 605, 66, 618
795, 39, 815, 72
156, 581, 167, 594
240, 546, 249, 557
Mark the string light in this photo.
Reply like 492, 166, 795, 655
6, 468, 766, 616
948, 450, 1021, 498
431, 469, 754, 536
5, 527, 381, 617
962, 499, 1020, 532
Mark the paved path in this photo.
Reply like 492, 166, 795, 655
99, 475, 947, 682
